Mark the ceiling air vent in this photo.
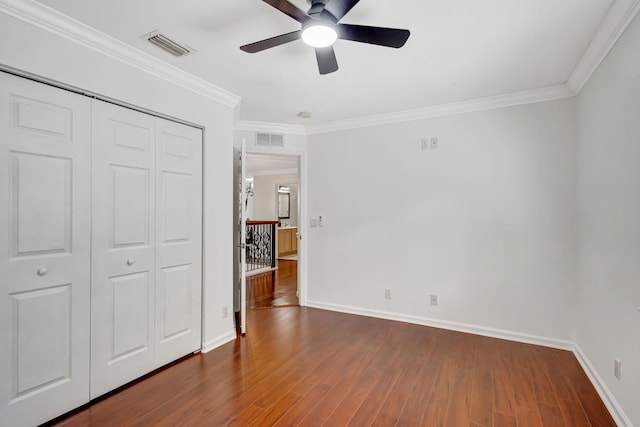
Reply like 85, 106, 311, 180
256, 133, 285, 147
144, 30, 195, 57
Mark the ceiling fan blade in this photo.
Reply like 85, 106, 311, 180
315, 46, 339, 75
240, 31, 302, 53
338, 24, 410, 48
322, 0, 361, 21
262, 0, 311, 24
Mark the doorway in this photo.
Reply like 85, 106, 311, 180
244, 153, 301, 310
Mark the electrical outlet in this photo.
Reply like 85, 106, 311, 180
430, 137, 439, 149
429, 294, 438, 306
384, 289, 392, 299
614, 359, 621, 380
221, 306, 229, 319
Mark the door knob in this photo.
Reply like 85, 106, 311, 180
126, 259, 135, 266
37, 267, 48, 276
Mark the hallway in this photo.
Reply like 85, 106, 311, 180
247, 259, 298, 309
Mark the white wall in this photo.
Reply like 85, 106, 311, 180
306, 98, 578, 341
252, 174, 298, 225
0, 12, 236, 347
576, 11, 640, 427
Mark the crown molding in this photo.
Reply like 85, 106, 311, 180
567, 0, 640, 94
0, 0, 241, 108
3, 0, 636, 134
305, 84, 574, 135
235, 120, 307, 135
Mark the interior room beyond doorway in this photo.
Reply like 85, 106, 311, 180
245, 154, 300, 309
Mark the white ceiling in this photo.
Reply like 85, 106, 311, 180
35, 0, 625, 125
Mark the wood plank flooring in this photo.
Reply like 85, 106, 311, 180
247, 259, 298, 308
47, 307, 615, 427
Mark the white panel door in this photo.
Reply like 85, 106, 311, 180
91, 100, 156, 399
0, 73, 91, 427
155, 118, 202, 366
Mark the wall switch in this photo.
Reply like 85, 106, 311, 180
430, 294, 438, 306
310, 219, 318, 228
614, 359, 621, 380
421, 138, 430, 150
221, 306, 229, 319
430, 137, 439, 149
384, 289, 392, 299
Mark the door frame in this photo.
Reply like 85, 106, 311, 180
244, 146, 307, 308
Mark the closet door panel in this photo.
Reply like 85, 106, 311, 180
155, 118, 202, 366
0, 73, 91, 427
91, 100, 156, 399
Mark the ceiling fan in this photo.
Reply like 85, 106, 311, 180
240, 0, 410, 75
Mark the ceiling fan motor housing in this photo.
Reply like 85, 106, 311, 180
308, 0, 337, 22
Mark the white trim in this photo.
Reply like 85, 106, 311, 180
305, 85, 575, 135
201, 330, 236, 353
567, 0, 640, 94
573, 345, 632, 427
305, 300, 574, 351
235, 120, 307, 135
0, 0, 241, 108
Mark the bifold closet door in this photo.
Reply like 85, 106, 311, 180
91, 100, 157, 398
91, 100, 202, 398
155, 118, 202, 367
0, 73, 91, 426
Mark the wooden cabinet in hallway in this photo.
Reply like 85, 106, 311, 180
277, 227, 298, 257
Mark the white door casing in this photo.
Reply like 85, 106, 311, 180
90, 100, 157, 399
0, 73, 91, 426
240, 138, 247, 335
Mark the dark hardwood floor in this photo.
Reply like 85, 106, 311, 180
247, 259, 298, 308
49, 307, 615, 427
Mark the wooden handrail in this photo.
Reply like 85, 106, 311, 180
246, 220, 279, 225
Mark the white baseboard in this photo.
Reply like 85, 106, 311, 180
305, 300, 632, 426
201, 330, 236, 353
306, 300, 574, 350
573, 345, 632, 427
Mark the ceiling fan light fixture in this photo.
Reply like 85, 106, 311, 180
301, 23, 338, 48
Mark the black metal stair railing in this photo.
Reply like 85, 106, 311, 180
245, 221, 277, 273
